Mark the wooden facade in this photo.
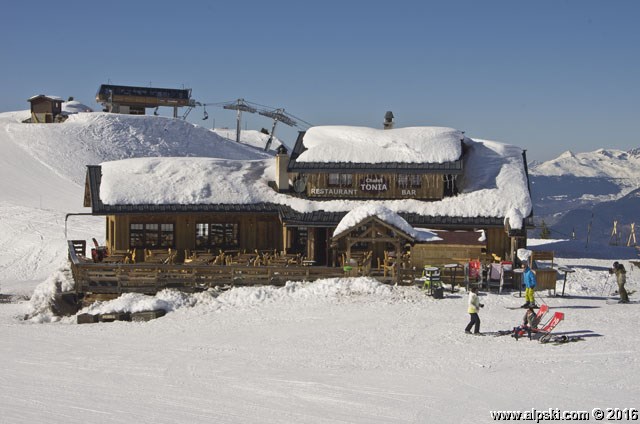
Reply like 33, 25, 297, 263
105, 212, 282, 262
304, 173, 445, 200
28, 95, 62, 123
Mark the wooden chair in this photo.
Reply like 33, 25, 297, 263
226, 252, 256, 266
102, 249, 132, 264
214, 252, 226, 265
358, 251, 373, 276
144, 248, 173, 264
380, 251, 397, 277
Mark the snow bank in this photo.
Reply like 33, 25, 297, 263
74, 278, 394, 320
24, 268, 75, 323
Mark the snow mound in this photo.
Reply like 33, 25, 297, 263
24, 267, 76, 323
62, 100, 93, 114
74, 278, 396, 320
2, 112, 273, 185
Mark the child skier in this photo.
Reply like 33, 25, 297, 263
521, 261, 537, 308
512, 306, 539, 340
464, 287, 484, 334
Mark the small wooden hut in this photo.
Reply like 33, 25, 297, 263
28, 95, 63, 123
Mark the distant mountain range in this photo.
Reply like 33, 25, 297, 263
528, 148, 640, 247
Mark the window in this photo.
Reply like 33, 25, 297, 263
328, 173, 353, 187
195, 223, 209, 248
289, 226, 308, 255
195, 222, 239, 249
129, 223, 174, 248
130, 223, 144, 248
397, 174, 422, 188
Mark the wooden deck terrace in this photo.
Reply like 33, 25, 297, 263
68, 242, 403, 297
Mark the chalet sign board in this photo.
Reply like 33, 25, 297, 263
308, 175, 393, 198
359, 176, 388, 192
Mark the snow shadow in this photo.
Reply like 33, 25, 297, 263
553, 330, 603, 339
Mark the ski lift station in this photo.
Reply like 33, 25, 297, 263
96, 84, 193, 117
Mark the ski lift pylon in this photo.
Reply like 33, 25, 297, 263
259, 108, 297, 151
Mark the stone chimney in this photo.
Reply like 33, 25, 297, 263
275, 144, 290, 192
383, 111, 394, 130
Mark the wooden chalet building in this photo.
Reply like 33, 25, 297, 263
96, 84, 193, 117
28, 94, 63, 123
72, 123, 533, 297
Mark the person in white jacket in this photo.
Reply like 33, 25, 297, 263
464, 287, 484, 334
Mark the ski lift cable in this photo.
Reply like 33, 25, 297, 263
196, 100, 240, 107
254, 105, 312, 129
282, 111, 314, 128
191, 98, 313, 128
244, 100, 310, 123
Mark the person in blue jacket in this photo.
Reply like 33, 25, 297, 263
521, 261, 537, 308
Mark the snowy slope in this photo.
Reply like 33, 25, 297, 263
1, 111, 273, 185
0, 111, 273, 287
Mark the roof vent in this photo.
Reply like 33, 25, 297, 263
383, 111, 394, 130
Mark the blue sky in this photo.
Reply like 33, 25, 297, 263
1, 0, 638, 161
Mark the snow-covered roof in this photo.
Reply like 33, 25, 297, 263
295, 126, 464, 164
97, 133, 532, 229
333, 204, 440, 242
28, 94, 63, 102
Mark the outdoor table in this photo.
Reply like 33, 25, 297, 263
557, 266, 575, 297
102, 254, 127, 264
513, 268, 524, 297
423, 266, 440, 296
443, 263, 460, 293
302, 260, 316, 267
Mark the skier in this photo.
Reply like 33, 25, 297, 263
609, 261, 629, 303
512, 306, 539, 340
521, 261, 537, 308
464, 287, 484, 334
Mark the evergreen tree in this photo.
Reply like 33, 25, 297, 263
540, 220, 551, 239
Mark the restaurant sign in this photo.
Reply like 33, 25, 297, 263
359, 175, 388, 192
